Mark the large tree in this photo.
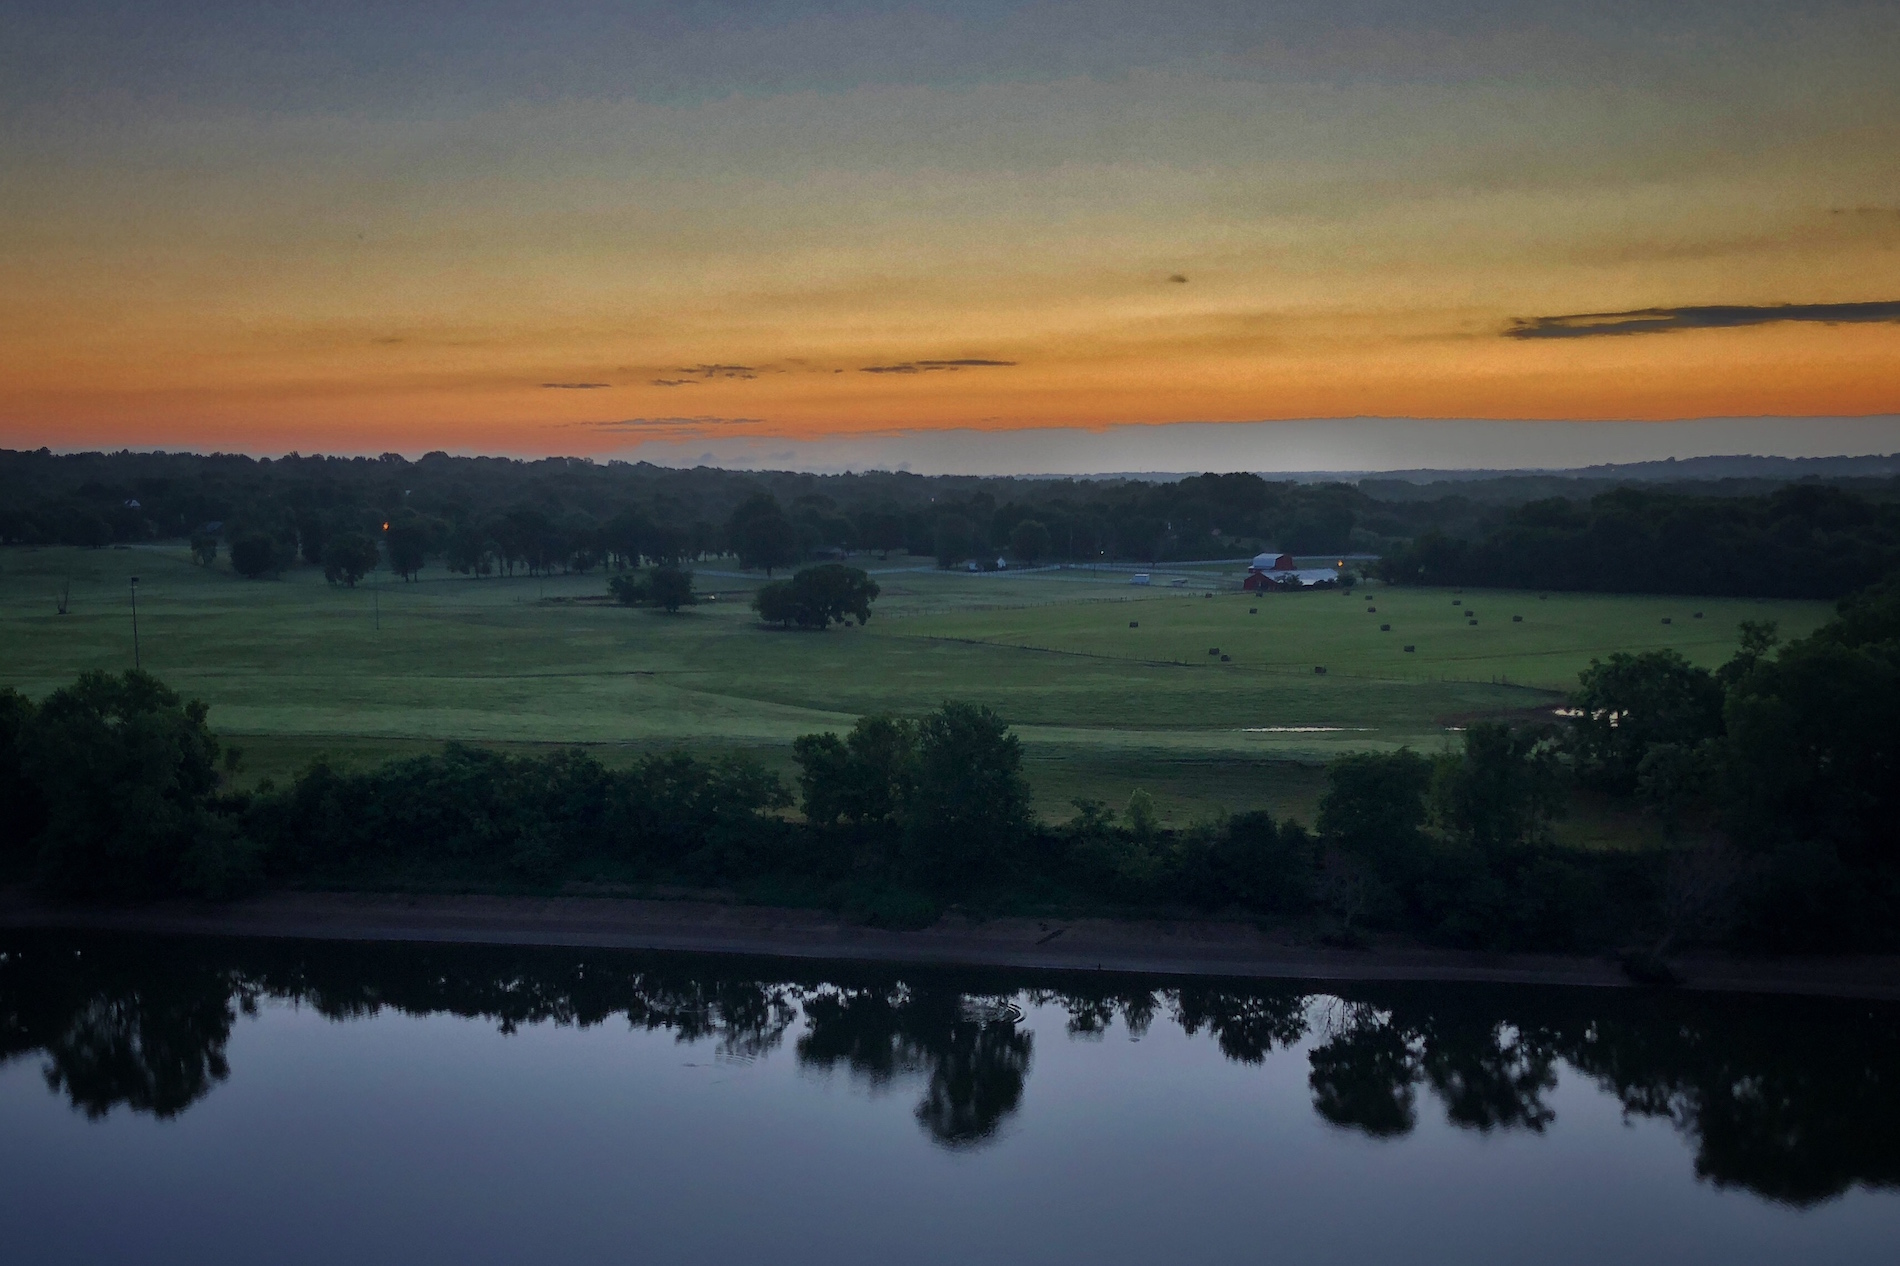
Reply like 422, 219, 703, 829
385, 511, 438, 581
903, 702, 1032, 884
229, 532, 282, 578
750, 565, 879, 629
323, 532, 380, 587
1568, 650, 1725, 793
1009, 519, 1051, 564
727, 493, 800, 574
20, 671, 224, 899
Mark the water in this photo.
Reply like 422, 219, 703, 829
2, 932, 1896, 1265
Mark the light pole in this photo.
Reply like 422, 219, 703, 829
129, 576, 141, 669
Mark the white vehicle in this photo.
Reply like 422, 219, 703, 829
1130, 573, 1151, 585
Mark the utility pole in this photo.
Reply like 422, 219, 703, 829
372, 570, 381, 631
129, 576, 141, 668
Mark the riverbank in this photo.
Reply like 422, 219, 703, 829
5, 888, 1898, 999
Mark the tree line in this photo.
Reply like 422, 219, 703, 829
4, 572, 1893, 955
8, 447, 1897, 595
1378, 483, 1900, 598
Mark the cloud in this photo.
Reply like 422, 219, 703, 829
1506, 300, 1900, 339
541, 381, 613, 389
859, 358, 1018, 374
588, 416, 764, 431
1168, 274, 1189, 284
678, 364, 758, 380
650, 378, 698, 387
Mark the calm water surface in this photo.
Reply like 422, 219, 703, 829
2, 932, 1896, 1264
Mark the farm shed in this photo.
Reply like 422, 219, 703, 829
1242, 551, 1341, 591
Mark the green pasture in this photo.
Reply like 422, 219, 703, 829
0, 545, 1831, 826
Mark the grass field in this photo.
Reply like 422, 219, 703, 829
0, 544, 1831, 829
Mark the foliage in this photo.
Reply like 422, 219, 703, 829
752, 579, 800, 626
903, 702, 1034, 884
1568, 650, 1725, 793
648, 566, 695, 612
933, 515, 975, 568
1009, 518, 1050, 564
727, 493, 800, 574
1317, 750, 1433, 871
17, 670, 226, 899
1722, 611, 1899, 869
1430, 723, 1565, 857
385, 511, 441, 581
752, 564, 879, 628
793, 714, 916, 829
0, 687, 43, 878
322, 532, 380, 587
1379, 484, 1900, 599
229, 532, 284, 578
611, 566, 695, 611
245, 743, 789, 886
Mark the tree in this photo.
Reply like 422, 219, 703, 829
1568, 650, 1725, 793
859, 510, 906, 557
323, 532, 380, 587
19, 670, 224, 899
444, 524, 494, 576
649, 566, 695, 612
1009, 519, 1051, 564
229, 532, 282, 578
904, 702, 1033, 884
934, 515, 975, 569
794, 714, 918, 829
189, 532, 218, 566
1318, 750, 1433, 867
727, 493, 800, 574
0, 688, 43, 878
1430, 723, 1565, 857
294, 510, 329, 565
793, 564, 879, 627
603, 508, 655, 569
1317, 750, 1434, 927
1722, 616, 1900, 868
753, 580, 800, 627
609, 572, 650, 605
751, 565, 878, 629
385, 512, 435, 581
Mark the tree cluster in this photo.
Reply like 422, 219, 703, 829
753, 564, 880, 629
610, 566, 695, 611
1379, 484, 1900, 599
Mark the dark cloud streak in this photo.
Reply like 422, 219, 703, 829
859, 358, 1017, 374
541, 381, 612, 389
1508, 300, 1900, 339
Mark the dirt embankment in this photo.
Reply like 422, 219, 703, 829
2, 889, 1896, 999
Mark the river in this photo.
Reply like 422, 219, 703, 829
2, 931, 1895, 1264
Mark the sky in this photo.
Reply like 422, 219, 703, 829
2, 1, 1898, 473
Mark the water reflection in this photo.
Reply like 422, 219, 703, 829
2, 933, 1897, 1206
797, 986, 1032, 1147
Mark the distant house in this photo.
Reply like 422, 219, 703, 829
1130, 573, 1151, 586
1243, 550, 1339, 591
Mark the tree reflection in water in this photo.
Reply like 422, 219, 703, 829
797, 986, 1032, 1147
2, 933, 1896, 1204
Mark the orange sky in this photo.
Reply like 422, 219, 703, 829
3, 2, 1898, 461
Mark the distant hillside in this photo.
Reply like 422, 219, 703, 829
1358, 454, 1900, 504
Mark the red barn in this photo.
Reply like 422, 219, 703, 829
1242, 551, 1296, 591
